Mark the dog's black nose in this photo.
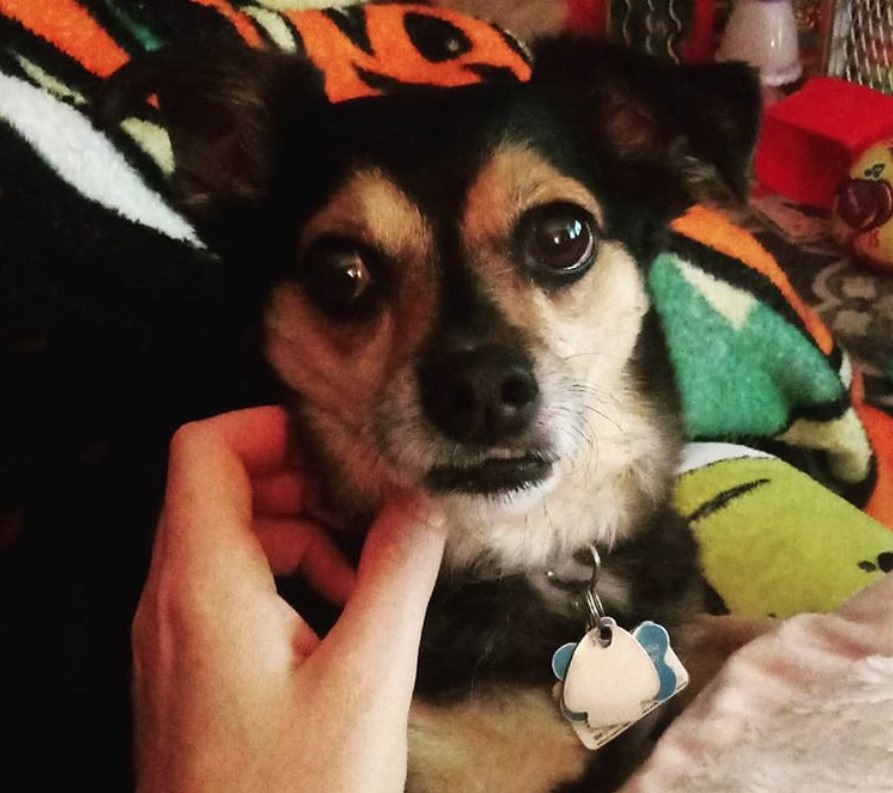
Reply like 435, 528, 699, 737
419, 345, 540, 444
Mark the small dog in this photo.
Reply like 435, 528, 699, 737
102, 11, 761, 791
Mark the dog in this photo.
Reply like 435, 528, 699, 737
97, 8, 761, 790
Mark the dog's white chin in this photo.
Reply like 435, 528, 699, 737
436, 468, 583, 574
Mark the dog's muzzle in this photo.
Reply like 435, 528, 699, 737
418, 344, 553, 495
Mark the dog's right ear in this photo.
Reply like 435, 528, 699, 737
94, 43, 325, 233
530, 37, 762, 204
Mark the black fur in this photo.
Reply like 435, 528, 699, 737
417, 505, 699, 701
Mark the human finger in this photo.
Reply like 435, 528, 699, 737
252, 469, 307, 516
316, 494, 446, 688
155, 407, 295, 591
190, 405, 295, 475
254, 516, 357, 604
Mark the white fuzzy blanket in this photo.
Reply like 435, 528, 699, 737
620, 574, 893, 792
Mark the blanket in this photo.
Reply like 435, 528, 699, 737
619, 571, 893, 793
2, 0, 892, 789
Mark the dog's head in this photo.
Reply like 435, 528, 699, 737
106, 16, 759, 573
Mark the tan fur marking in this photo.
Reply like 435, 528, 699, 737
460, 144, 611, 341
264, 169, 435, 425
299, 168, 431, 261
463, 144, 603, 259
408, 689, 589, 793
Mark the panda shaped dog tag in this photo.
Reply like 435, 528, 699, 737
552, 619, 688, 750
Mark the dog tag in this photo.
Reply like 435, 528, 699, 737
632, 621, 688, 702
562, 623, 660, 727
552, 620, 689, 751
548, 545, 689, 751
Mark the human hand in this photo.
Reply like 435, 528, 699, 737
132, 406, 446, 793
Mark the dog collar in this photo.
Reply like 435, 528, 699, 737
273, 4, 533, 104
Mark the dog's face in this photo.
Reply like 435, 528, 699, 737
133, 39, 759, 573
266, 138, 668, 572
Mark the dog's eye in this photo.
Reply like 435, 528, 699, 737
300, 238, 377, 318
515, 203, 597, 283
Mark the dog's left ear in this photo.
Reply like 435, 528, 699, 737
94, 42, 326, 248
531, 37, 762, 202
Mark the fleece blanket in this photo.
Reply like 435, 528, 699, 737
1, 0, 892, 788
619, 570, 893, 793
655, 205, 893, 615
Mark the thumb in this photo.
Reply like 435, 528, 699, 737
318, 494, 447, 687
357, 493, 447, 610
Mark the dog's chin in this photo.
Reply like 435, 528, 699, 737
425, 453, 562, 521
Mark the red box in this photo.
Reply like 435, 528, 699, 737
755, 77, 893, 209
